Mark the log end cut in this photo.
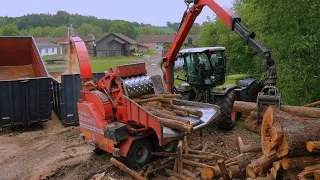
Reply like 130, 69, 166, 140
201, 167, 214, 180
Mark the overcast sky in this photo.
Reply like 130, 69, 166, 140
0, 0, 234, 26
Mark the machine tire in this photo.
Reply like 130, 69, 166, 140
215, 90, 238, 130
155, 140, 179, 153
245, 81, 262, 102
125, 139, 153, 170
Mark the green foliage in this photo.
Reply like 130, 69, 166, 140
1, 24, 20, 36
146, 49, 155, 56
108, 21, 138, 39
197, 0, 320, 105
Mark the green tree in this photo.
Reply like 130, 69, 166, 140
108, 21, 138, 39
139, 25, 153, 35
50, 26, 68, 37
2, 24, 20, 36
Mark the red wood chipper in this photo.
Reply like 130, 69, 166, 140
70, 37, 221, 169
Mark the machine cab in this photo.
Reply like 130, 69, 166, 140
177, 47, 226, 87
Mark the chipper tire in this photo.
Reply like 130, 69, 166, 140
155, 140, 179, 153
125, 139, 153, 170
215, 90, 238, 130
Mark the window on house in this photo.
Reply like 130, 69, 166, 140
46, 48, 48, 53
113, 44, 116, 50
52, 48, 55, 52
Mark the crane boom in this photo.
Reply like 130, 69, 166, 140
163, 0, 277, 93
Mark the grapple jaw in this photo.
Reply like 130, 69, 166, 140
257, 86, 281, 123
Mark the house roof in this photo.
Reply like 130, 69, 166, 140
97, 33, 144, 47
136, 35, 197, 44
106, 37, 126, 44
36, 43, 60, 49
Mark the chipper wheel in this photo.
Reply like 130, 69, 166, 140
215, 90, 238, 130
125, 139, 153, 170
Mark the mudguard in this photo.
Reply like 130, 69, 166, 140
211, 84, 239, 96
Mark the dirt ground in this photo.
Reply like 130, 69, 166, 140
0, 52, 260, 180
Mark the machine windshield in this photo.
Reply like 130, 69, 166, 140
184, 50, 224, 86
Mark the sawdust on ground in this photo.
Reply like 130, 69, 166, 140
0, 52, 260, 180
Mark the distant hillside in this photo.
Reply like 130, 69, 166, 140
0, 11, 201, 38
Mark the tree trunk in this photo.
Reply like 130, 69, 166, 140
187, 149, 224, 159
281, 156, 320, 170
228, 165, 245, 179
110, 157, 146, 180
140, 101, 163, 109
158, 118, 193, 133
144, 164, 170, 177
172, 110, 188, 117
135, 97, 163, 103
304, 101, 320, 107
261, 106, 320, 157
233, 101, 320, 118
244, 115, 262, 135
246, 154, 279, 178
306, 141, 320, 153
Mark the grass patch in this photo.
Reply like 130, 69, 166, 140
146, 49, 155, 56
42, 54, 62, 59
90, 61, 133, 72
91, 56, 141, 61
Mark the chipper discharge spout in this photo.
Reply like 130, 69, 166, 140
69, 36, 221, 169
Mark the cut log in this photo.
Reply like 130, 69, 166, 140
217, 159, 231, 180
225, 161, 237, 167
172, 110, 188, 117
140, 94, 181, 99
233, 101, 320, 118
273, 161, 281, 171
237, 136, 262, 153
158, 118, 193, 133
110, 157, 145, 180
306, 141, 320, 153
246, 154, 279, 178
225, 154, 242, 164
261, 106, 320, 157
236, 153, 256, 171
160, 157, 175, 165
193, 144, 203, 150
164, 169, 191, 180
228, 165, 245, 179
244, 115, 262, 135
135, 97, 163, 103
201, 167, 215, 180
182, 169, 197, 179
281, 156, 320, 170
144, 163, 154, 178
270, 167, 278, 179
167, 104, 203, 117
138, 166, 148, 176
177, 141, 183, 174
144, 164, 170, 177
304, 101, 320, 107
159, 98, 173, 104
151, 152, 223, 160
314, 170, 320, 180
140, 101, 163, 109
144, 107, 190, 124
186, 150, 224, 159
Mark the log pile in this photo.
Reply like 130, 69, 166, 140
232, 101, 320, 179
133, 93, 204, 133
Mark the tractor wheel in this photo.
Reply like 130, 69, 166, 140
155, 140, 179, 153
215, 90, 238, 130
125, 139, 153, 170
245, 81, 262, 102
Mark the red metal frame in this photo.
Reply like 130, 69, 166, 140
164, 0, 237, 92
70, 36, 164, 157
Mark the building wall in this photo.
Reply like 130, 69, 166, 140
39, 47, 58, 56
96, 34, 130, 57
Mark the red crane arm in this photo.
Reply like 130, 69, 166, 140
164, 0, 276, 93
